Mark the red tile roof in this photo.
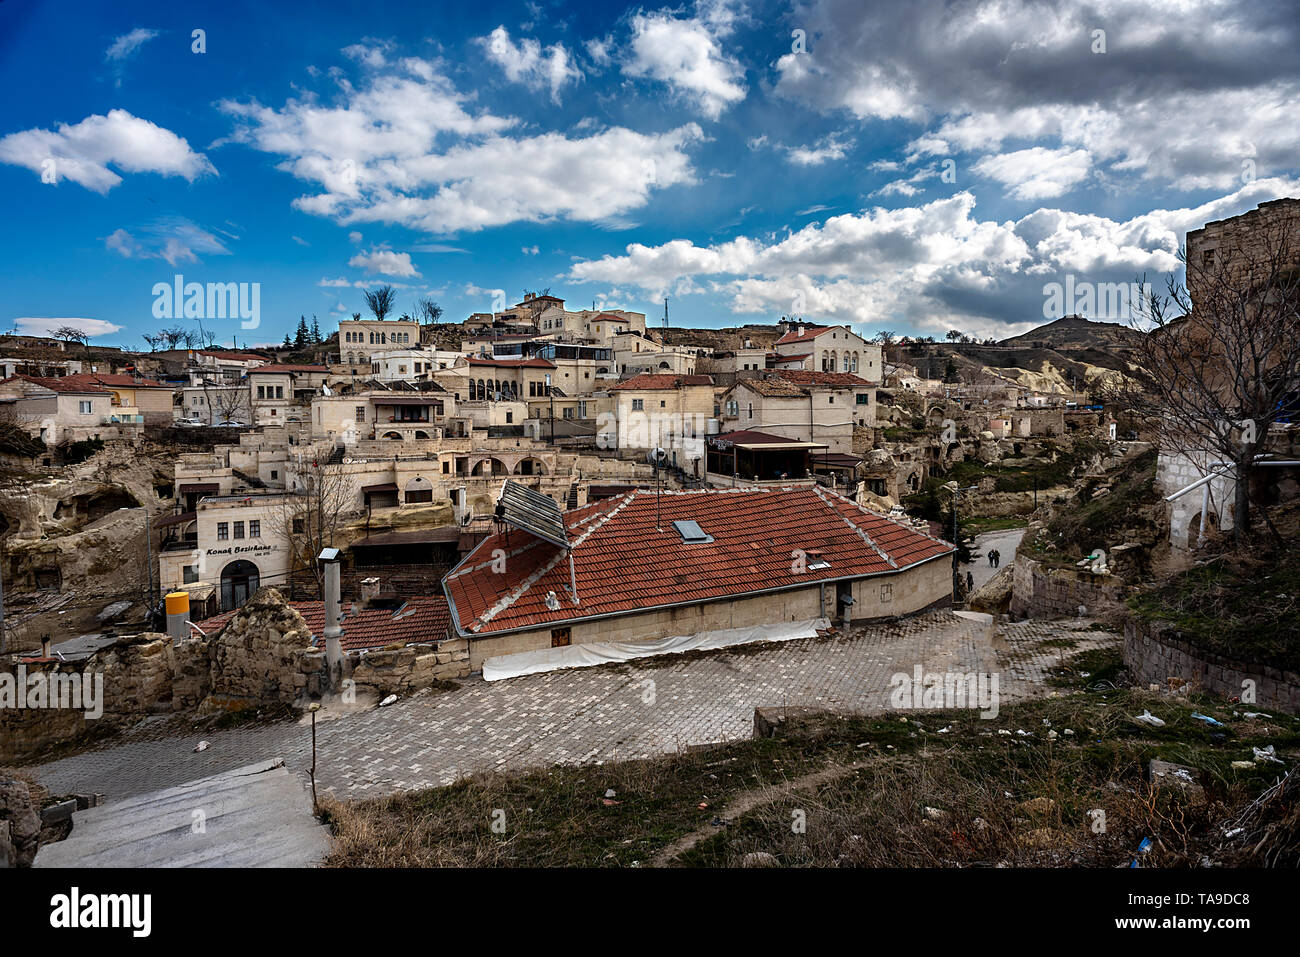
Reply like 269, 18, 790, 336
610, 373, 713, 390
466, 357, 556, 369
64, 372, 170, 389
774, 326, 832, 346
443, 485, 952, 637
7, 374, 110, 394
775, 370, 872, 388
192, 595, 451, 653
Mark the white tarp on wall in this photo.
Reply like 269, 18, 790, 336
482, 617, 831, 682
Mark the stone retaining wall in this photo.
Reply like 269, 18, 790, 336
349, 637, 471, 695
1123, 618, 1300, 713
1009, 554, 1127, 620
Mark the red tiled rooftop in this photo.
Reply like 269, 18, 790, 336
610, 373, 713, 390
192, 595, 450, 653
774, 326, 832, 345
7, 374, 111, 394
65, 372, 170, 389
444, 486, 952, 637
775, 370, 872, 388
466, 357, 556, 368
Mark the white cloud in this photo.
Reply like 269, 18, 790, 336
348, 230, 363, 244
972, 147, 1092, 200
568, 176, 1300, 334
480, 26, 582, 103
292, 235, 310, 246
103, 218, 231, 266
105, 28, 159, 62
348, 248, 420, 277
15, 317, 123, 338
219, 58, 702, 233
0, 109, 213, 192
623, 4, 746, 119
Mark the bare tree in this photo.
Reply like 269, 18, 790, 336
416, 297, 443, 325
1116, 218, 1300, 544
198, 376, 252, 426
270, 457, 357, 599
142, 333, 163, 352
52, 325, 90, 356
363, 285, 397, 322
159, 326, 188, 350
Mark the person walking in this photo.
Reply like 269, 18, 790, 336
966, 570, 974, 593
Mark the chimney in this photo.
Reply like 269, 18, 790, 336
318, 549, 344, 689
41, 635, 52, 659
360, 576, 381, 606
797, 324, 805, 337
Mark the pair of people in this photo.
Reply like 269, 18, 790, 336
987, 548, 1001, 568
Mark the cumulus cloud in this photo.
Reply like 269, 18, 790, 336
15, 317, 123, 338
0, 109, 213, 192
972, 146, 1092, 200
480, 26, 582, 103
348, 247, 420, 277
623, 1, 746, 119
773, 0, 1300, 192
218, 55, 702, 233
568, 176, 1300, 337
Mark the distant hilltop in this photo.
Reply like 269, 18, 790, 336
998, 315, 1144, 350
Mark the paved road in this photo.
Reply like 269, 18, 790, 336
28, 612, 1116, 804
966, 527, 1026, 592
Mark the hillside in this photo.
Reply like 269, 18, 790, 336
999, 316, 1143, 351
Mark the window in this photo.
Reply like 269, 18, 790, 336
183, 565, 198, 583
233, 521, 244, 539
79, 400, 92, 414
292, 518, 304, 534
275, 386, 284, 399
355, 406, 366, 423
270, 470, 278, 480
217, 522, 229, 540
856, 393, 870, 405
551, 627, 571, 648
659, 400, 666, 408
442, 461, 450, 473
249, 520, 260, 538
257, 385, 265, 399
505, 411, 513, 423
562, 407, 574, 419
631, 398, 643, 410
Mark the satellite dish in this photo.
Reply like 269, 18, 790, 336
647, 447, 668, 466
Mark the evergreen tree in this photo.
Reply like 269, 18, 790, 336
282, 332, 293, 349
294, 315, 309, 349
310, 314, 321, 343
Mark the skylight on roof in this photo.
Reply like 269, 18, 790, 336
672, 520, 713, 544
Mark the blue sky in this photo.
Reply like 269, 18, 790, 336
2, 0, 1298, 350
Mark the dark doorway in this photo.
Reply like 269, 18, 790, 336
220, 559, 260, 611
